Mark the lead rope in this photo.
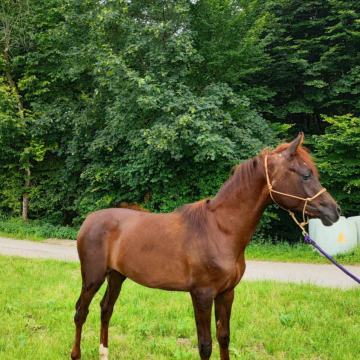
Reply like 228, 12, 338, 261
264, 155, 360, 285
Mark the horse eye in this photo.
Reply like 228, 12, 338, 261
302, 173, 311, 180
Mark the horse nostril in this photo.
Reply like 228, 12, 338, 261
336, 205, 341, 215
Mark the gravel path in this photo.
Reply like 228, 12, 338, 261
1, 236, 359, 289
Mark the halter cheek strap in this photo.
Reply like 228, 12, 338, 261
264, 155, 327, 234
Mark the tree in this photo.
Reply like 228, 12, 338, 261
0, 0, 278, 226
312, 114, 360, 216
74, 0, 277, 215
190, 0, 275, 113
0, 0, 34, 220
261, 0, 360, 130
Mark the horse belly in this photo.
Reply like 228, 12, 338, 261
109, 221, 191, 291
124, 259, 190, 291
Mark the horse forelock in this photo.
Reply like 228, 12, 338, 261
269, 143, 319, 177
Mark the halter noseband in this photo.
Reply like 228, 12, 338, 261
264, 154, 327, 233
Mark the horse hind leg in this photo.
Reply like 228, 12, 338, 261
71, 260, 107, 359
71, 277, 105, 359
99, 270, 126, 360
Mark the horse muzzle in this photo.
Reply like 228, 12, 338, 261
307, 202, 340, 226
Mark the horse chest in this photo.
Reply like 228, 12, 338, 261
198, 256, 237, 287
211, 256, 246, 288
204, 256, 230, 274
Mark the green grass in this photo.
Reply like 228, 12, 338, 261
0, 217, 77, 241
246, 242, 360, 265
0, 256, 359, 360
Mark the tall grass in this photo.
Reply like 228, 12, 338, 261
0, 216, 78, 241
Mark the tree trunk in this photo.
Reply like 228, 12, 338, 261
2, 1, 31, 220
3, 47, 29, 219
22, 167, 31, 221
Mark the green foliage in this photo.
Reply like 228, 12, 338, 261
0, 80, 24, 215
0, 0, 278, 224
118, 83, 275, 211
190, 0, 275, 111
312, 114, 360, 215
261, 0, 360, 129
0, 216, 77, 240
0, 0, 358, 239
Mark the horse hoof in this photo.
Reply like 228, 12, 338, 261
71, 349, 81, 359
99, 344, 109, 360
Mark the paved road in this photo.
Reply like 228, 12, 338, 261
1, 236, 359, 289
0, 237, 78, 261
244, 260, 360, 289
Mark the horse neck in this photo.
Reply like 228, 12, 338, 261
210, 156, 269, 256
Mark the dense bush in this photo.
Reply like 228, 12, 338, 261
0, 216, 77, 240
0, 0, 359, 240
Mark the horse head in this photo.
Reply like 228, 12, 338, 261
264, 133, 340, 226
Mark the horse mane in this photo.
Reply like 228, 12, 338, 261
214, 157, 261, 203
177, 200, 210, 235
172, 157, 260, 234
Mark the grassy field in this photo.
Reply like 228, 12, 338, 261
0, 256, 359, 360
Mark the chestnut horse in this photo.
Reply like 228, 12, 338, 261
71, 133, 339, 360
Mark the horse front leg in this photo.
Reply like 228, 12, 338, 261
214, 289, 234, 360
191, 288, 214, 360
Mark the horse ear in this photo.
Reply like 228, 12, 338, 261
285, 132, 304, 157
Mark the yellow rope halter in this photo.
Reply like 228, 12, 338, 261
264, 155, 327, 235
